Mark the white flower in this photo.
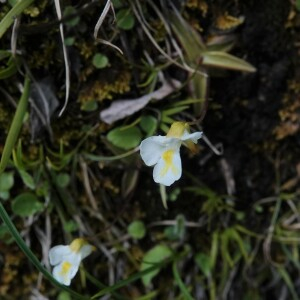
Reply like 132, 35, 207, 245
49, 238, 95, 286
140, 122, 202, 186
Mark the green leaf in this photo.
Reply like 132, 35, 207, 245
0, 56, 18, 79
128, 220, 146, 239
107, 126, 142, 150
201, 51, 256, 72
12, 193, 44, 217
297, 0, 300, 11
8, 0, 18, 6
164, 215, 185, 241
0, 191, 9, 201
161, 115, 175, 124
92, 53, 109, 69
64, 37, 75, 46
116, 9, 135, 30
174, 215, 185, 239
210, 231, 219, 270
169, 12, 205, 62
0, 76, 30, 173
56, 173, 70, 188
57, 291, 72, 300
195, 253, 212, 277
112, 0, 123, 9
140, 115, 157, 136
19, 170, 35, 189
63, 220, 79, 233
0, 50, 11, 60
0, 224, 13, 244
0, 0, 35, 39
0, 172, 14, 192
169, 187, 181, 202
172, 261, 194, 300
141, 245, 172, 286
81, 99, 98, 112
164, 227, 178, 241
64, 6, 80, 27
277, 266, 299, 300
36, 181, 49, 197
254, 205, 263, 213
162, 106, 189, 116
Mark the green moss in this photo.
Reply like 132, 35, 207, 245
79, 71, 131, 104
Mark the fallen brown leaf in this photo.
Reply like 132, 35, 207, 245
100, 79, 181, 124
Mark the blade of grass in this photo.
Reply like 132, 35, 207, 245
277, 266, 299, 300
83, 147, 138, 162
136, 291, 159, 299
172, 261, 194, 300
210, 231, 219, 270
91, 257, 174, 298
0, 202, 88, 300
0, 57, 18, 79
84, 270, 129, 300
162, 106, 189, 116
0, 0, 35, 39
0, 76, 30, 173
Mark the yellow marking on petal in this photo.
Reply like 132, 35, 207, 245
70, 238, 87, 253
166, 122, 189, 138
60, 261, 72, 276
160, 149, 178, 177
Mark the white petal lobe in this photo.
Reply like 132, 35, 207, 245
140, 136, 168, 166
49, 245, 71, 266
80, 244, 94, 260
53, 261, 79, 286
181, 131, 203, 143
153, 149, 182, 186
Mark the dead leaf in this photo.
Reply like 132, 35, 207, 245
30, 77, 59, 141
100, 79, 181, 124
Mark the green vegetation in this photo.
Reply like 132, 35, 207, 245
0, 0, 298, 299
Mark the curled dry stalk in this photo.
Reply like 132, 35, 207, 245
94, 0, 123, 54
54, 0, 70, 117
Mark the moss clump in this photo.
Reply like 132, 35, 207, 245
27, 40, 57, 69
24, 0, 48, 17
78, 41, 95, 60
273, 81, 300, 140
186, 0, 208, 16
79, 71, 131, 104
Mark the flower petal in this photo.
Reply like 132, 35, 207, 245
153, 148, 182, 186
140, 136, 169, 166
79, 244, 95, 260
180, 131, 202, 143
49, 245, 72, 266
52, 260, 79, 286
